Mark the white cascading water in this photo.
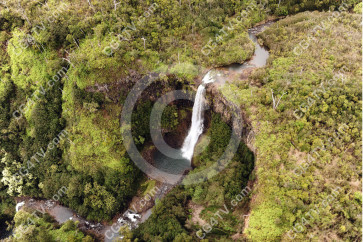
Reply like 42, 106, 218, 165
181, 71, 214, 161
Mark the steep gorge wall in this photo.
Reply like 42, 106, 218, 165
206, 83, 256, 153
85, 72, 256, 164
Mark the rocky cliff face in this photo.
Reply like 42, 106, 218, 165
85, 70, 255, 159
206, 83, 256, 153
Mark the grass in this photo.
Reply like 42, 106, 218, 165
222, 11, 363, 241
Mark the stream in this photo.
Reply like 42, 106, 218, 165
10, 21, 273, 242
152, 21, 273, 177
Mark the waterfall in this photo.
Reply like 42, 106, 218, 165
181, 71, 214, 160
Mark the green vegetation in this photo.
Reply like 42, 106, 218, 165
140, 179, 157, 196
188, 113, 254, 203
133, 113, 255, 240
0, 0, 361, 241
10, 208, 93, 241
133, 187, 191, 241
224, 11, 362, 241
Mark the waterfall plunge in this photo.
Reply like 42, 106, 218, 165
181, 71, 214, 161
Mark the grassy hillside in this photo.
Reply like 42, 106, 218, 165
0, 0, 361, 241
221, 11, 362, 241
0, 0, 271, 225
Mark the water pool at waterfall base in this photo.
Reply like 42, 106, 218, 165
151, 22, 274, 178
153, 149, 191, 175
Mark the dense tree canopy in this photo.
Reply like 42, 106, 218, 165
0, 0, 361, 241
